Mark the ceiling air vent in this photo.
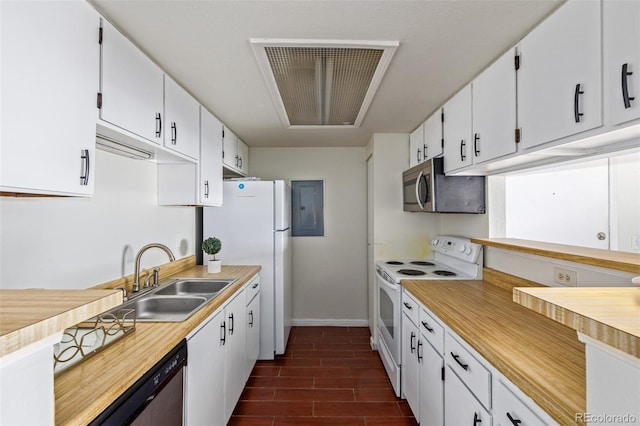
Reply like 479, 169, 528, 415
251, 39, 398, 128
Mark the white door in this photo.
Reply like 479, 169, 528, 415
603, 0, 640, 126
518, 0, 602, 149
443, 84, 473, 173
444, 366, 491, 426
409, 123, 425, 167
424, 110, 443, 161
224, 292, 247, 424
1, 1, 99, 196
199, 108, 223, 206
222, 127, 238, 170
401, 317, 420, 419
237, 139, 249, 175
164, 75, 200, 159
100, 18, 164, 144
472, 48, 517, 164
419, 340, 444, 426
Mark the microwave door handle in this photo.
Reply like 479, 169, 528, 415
416, 171, 424, 210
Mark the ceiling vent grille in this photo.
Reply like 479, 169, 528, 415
251, 39, 398, 128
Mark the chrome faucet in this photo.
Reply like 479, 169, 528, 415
133, 243, 176, 293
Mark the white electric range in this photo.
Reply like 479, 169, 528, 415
375, 236, 483, 397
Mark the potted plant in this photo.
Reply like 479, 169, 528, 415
202, 237, 222, 273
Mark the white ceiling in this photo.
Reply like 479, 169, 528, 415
91, 0, 564, 148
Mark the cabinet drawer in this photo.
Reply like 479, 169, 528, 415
402, 291, 419, 326
419, 307, 444, 354
445, 364, 492, 426
245, 276, 260, 304
445, 333, 491, 408
493, 380, 546, 426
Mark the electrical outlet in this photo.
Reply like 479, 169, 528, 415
554, 267, 577, 286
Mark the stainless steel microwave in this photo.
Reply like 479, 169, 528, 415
402, 158, 486, 213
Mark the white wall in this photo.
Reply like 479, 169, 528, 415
0, 150, 195, 290
249, 147, 368, 324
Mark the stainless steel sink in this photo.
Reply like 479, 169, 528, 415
153, 278, 235, 296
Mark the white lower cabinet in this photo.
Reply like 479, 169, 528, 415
185, 309, 226, 426
185, 275, 260, 425
445, 365, 492, 426
245, 276, 261, 383
418, 334, 444, 425
493, 380, 546, 426
402, 310, 420, 417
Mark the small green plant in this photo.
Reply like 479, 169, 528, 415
202, 237, 222, 260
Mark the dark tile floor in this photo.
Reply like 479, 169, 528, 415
229, 326, 418, 426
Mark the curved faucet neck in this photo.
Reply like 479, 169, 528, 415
133, 243, 176, 292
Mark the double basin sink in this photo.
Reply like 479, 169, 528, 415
108, 278, 236, 322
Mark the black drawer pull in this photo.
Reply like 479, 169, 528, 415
423, 144, 428, 160
451, 352, 469, 370
574, 83, 584, 123
507, 412, 522, 425
403, 302, 413, 310
410, 331, 416, 354
473, 412, 482, 426
220, 321, 226, 345
421, 320, 434, 333
248, 310, 254, 327
417, 147, 421, 163
252, 282, 259, 289
229, 313, 234, 335
417, 340, 423, 362
460, 139, 466, 161
622, 63, 635, 109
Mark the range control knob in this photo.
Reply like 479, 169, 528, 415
431, 239, 439, 246
458, 244, 467, 253
465, 247, 473, 255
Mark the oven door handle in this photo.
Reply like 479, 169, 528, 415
415, 171, 424, 210
376, 270, 400, 293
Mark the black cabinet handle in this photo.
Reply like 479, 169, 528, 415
417, 340, 423, 362
235, 154, 239, 167
403, 302, 413, 310
80, 149, 90, 186
460, 139, 466, 161
473, 133, 480, 157
171, 122, 177, 144
249, 310, 254, 327
507, 412, 522, 425
423, 144, 428, 160
238, 156, 243, 169
220, 321, 226, 345
450, 352, 469, 370
622, 63, 635, 109
410, 331, 416, 354
574, 83, 584, 123
229, 313, 234, 335
473, 412, 482, 426
417, 148, 421, 163
421, 320, 434, 333
204, 180, 209, 198
155, 113, 162, 137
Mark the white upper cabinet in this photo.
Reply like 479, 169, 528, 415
1, 1, 99, 196
443, 84, 473, 173
603, 0, 640, 126
163, 75, 200, 160
472, 48, 517, 164
222, 128, 249, 176
424, 109, 443, 161
99, 18, 164, 145
236, 139, 249, 175
409, 123, 425, 167
518, 0, 602, 150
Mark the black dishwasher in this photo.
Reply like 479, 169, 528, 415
89, 339, 187, 426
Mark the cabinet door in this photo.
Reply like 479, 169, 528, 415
1, 1, 98, 196
444, 366, 492, 426
518, 0, 602, 149
222, 127, 238, 170
493, 380, 546, 426
185, 310, 225, 426
419, 339, 444, 426
424, 110, 443, 161
100, 18, 164, 144
164, 76, 200, 159
224, 292, 247, 423
200, 108, 224, 206
604, 0, 640, 125
409, 123, 425, 167
246, 290, 261, 383
237, 139, 249, 175
472, 48, 517, 164
443, 84, 473, 173
401, 315, 420, 420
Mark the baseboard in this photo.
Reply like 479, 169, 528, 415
291, 319, 369, 327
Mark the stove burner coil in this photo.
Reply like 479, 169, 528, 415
398, 269, 427, 276
385, 261, 404, 265
433, 270, 456, 277
410, 261, 435, 267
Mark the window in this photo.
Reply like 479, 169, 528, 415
291, 180, 324, 236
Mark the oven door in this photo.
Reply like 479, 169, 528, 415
376, 269, 401, 396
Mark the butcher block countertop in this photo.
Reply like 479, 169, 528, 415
402, 269, 586, 426
54, 264, 261, 426
472, 237, 640, 274
514, 287, 640, 358
0, 289, 122, 358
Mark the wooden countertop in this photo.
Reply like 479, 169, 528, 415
471, 237, 640, 274
514, 287, 640, 358
54, 264, 261, 426
402, 270, 586, 426
0, 289, 122, 358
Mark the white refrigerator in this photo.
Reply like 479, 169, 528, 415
203, 180, 292, 359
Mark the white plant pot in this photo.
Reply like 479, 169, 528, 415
207, 259, 221, 273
